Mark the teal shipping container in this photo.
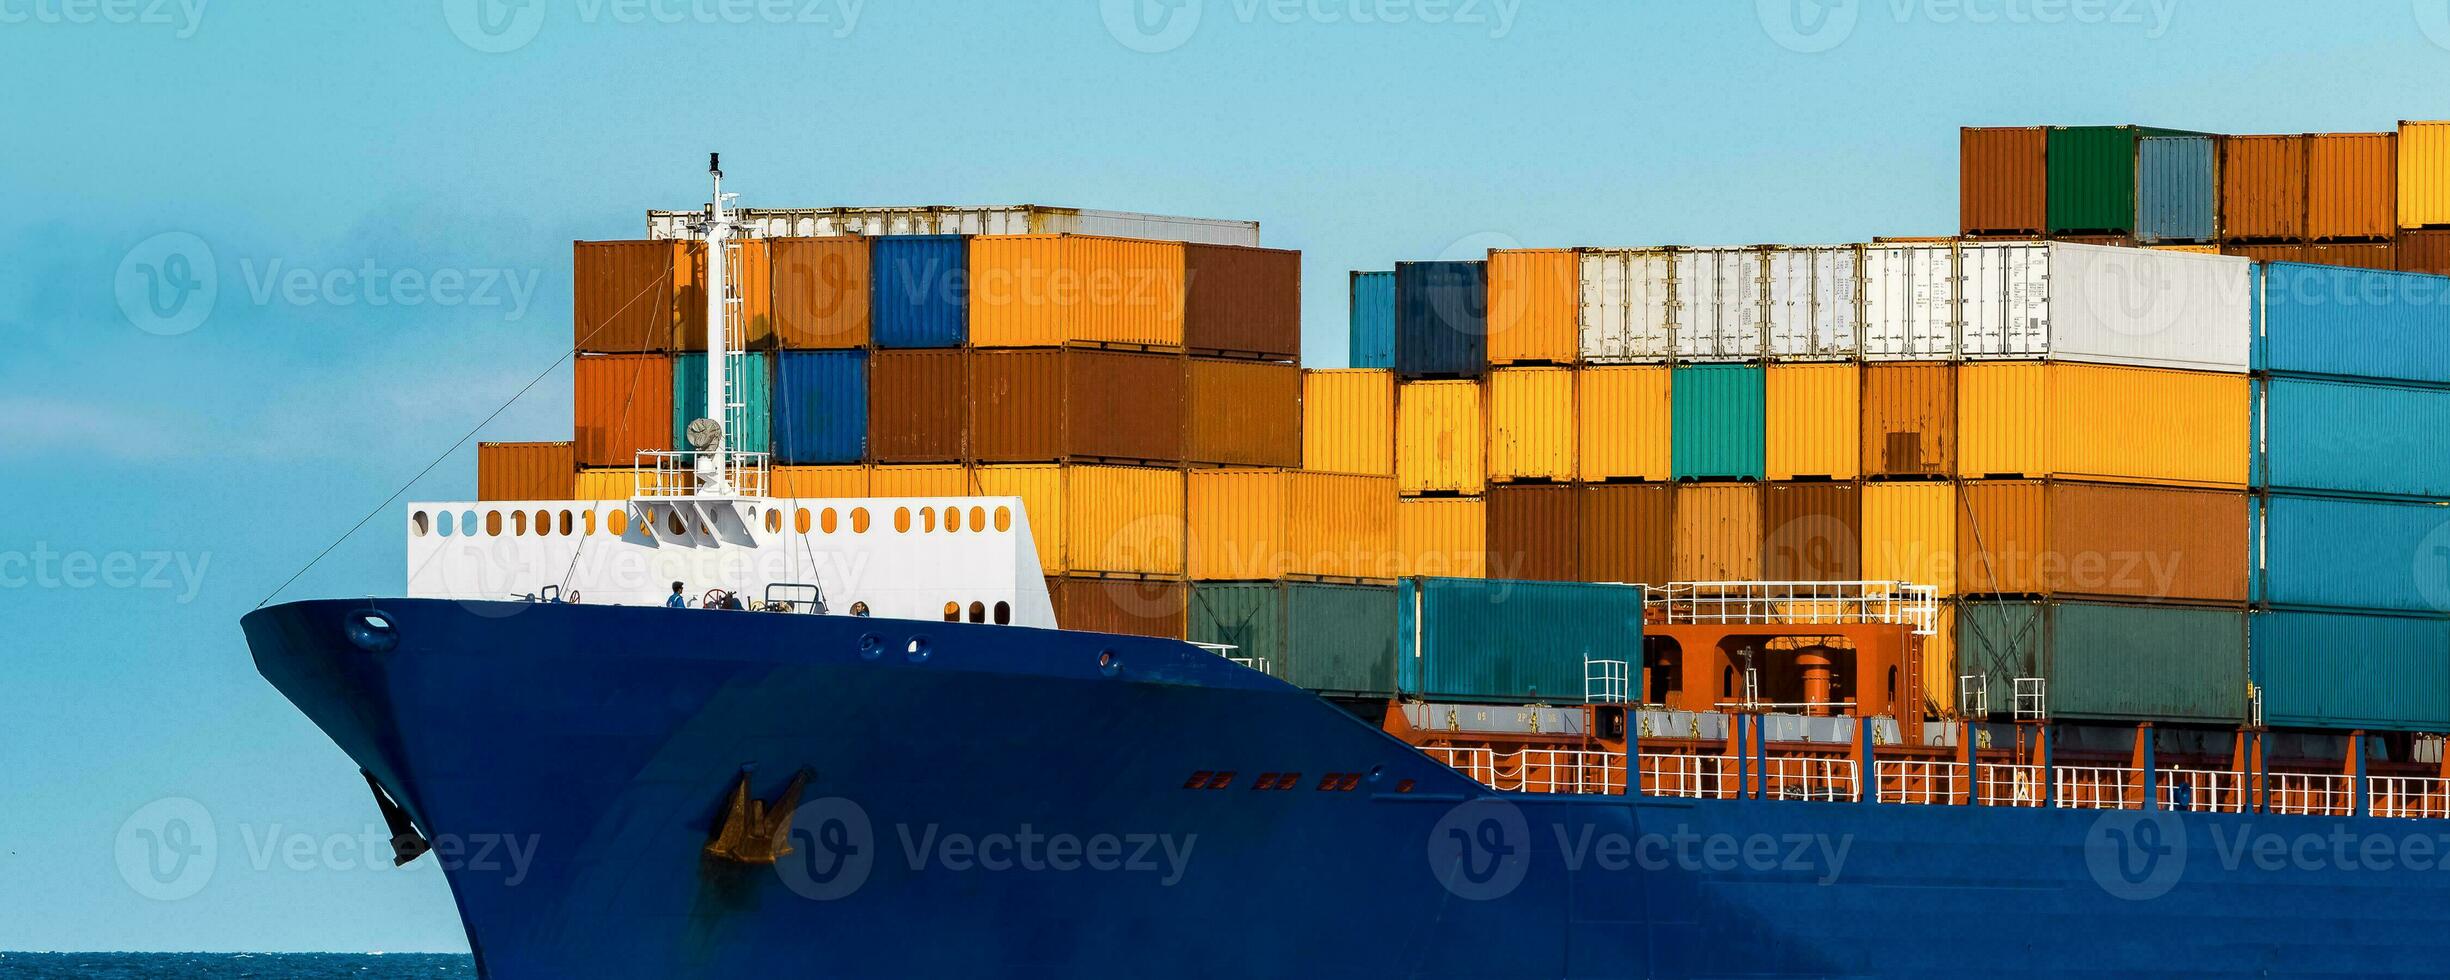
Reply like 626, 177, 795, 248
2256, 493, 2450, 614
1188, 582, 1398, 697
1959, 600, 2247, 723
1396, 577, 1645, 703
2259, 377, 2450, 499
2254, 610, 2450, 732
2135, 134, 2217, 243
2257, 264, 2450, 384
1349, 271, 1395, 369
671, 352, 773, 454
1671, 365, 1765, 480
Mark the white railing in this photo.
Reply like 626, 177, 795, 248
2156, 769, 2247, 814
1649, 581, 1939, 635
2053, 766, 2141, 810
1585, 658, 1632, 705
634, 450, 771, 499
1642, 753, 1731, 800
1876, 760, 1965, 805
1761, 757, 1860, 802
1190, 642, 1270, 677
2370, 776, 2450, 820
1423, 746, 1496, 786
2269, 773, 2355, 816
1491, 749, 1626, 795
1976, 763, 2046, 807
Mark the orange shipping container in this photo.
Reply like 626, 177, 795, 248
1956, 480, 2247, 603
869, 349, 969, 462
1762, 482, 1862, 581
1301, 369, 1393, 476
869, 464, 972, 498
968, 235, 1186, 348
2400, 230, 2450, 276
1047, 575, 1187, 639
766, 237, 870, 349
970, 349, 1184, 463
1672, 483, 1762, 582
1486, 367, 1576, 482
573, 241, 684, 353
1486, 249, 1579, 364
2222, 243, 2309, 264
1189, 469, 1395, 581
772, 465, 871, 499
1961, 127, 2048, 236
1861, 363, 1955, 478
1861, 481, 1958, 595
1181, 244, 1300, 359
1579, 483, 1673, 586
2307, 243, 2396, 271
2307, 133, 2397, 241
1186, 358, 1302, 467
975, 464, 1186, 577
478, 442, 576, 501
1486, 484, 1579, 582
671, 239, 776, 350
1766, 363, 1860, 480
2221, 135, 2309, 241
1577, 366, 1672, 482
1397, 497, 1486, 579
1955, 363, 2247, 487
1396, 380, 1485, 494
574, 353, 674, 466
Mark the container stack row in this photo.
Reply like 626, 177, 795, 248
1961, 122, 2450, 275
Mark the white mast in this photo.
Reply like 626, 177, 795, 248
699, 153, 735, 496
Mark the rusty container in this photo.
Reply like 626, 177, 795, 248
969, 348, 1183, 463
478, 442, 576, 501
1860, 363, 1955, 478
1578, 483, 1673, 586
1181, 243, 1300, 359
1186, 358, 1302, 467
574, 240, 683, 353
767, 237, 871, 349
1961, 127, 2048, 236
2400, 230, 2450, 276
574, 353, 674, 466
1762, 481, 1864, 582
1956, 480, 2248, 603
1047, 575, 1187, 639
867, 349, 969, 462
2306, 243, 2397, 271
2221, 135, 2310, 241
1485, 484, 1581, 582
2307, 132, 2398, 241
1672, 482, 1763, 582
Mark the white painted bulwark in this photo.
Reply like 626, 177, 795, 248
647, 206, 1262, 246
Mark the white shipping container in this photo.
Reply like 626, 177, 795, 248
1673, 248, 1766, 361
1959, 242, 2049, 358
646, 205, 1262, 247
1578, 249, 1674, 363
1764, 245, 1862, 359
1862, 244, 1959, 360
2035, 243, 2250, 372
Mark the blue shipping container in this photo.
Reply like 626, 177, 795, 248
2258, 493, 2450, 613
2255, 610, 2450, 732
673, 352, 773, 454
772, 350, 869, 464
1393, 261, 1487, 378
2261, 377, 2450, 498
1396, 577, 1644, 703
2259, 264, 2450, 384
870, 235, 968, 348
1670, 365, 1766, 480
2135, 134, 2217, 243
1349, 271, 1394, 369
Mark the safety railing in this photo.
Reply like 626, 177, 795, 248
2156, 768, 2248, 814
2053, 766, 2141, 810
1875, 759, 1965, 805
2269, 773, 2356, 817
634, 450, 771, 499
1976, 763, 2046, 807
1191, 642, 1270, 677
1422, 746, 1496, 787
2370, 776, 2450, 820
1585, 658, 1632, 705
1649, 581, 1939, 635
1491, 749, 1626, 795
1641, 753, 1730, 800
1762, 757, 1860, 803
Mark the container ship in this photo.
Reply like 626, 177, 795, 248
247, 129, 2450, 977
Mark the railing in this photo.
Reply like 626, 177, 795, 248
1493, 749, 1626, 795
1642, 753, 1730, 800
2371, 776, 2450, 820
1423, 747, 1496, 786
1976, 763, 2046, 807
634, 450, 771, 499
1649, 581, 1939, 635
2156, 768, 2248, 814
1876, 759, 1965, 805
1191, 642, 1270, 677
2053, 766, 2141, 810
1761, 757, 1860, 802
1585, 658, 1631, 705
2269, 773, 2355, 816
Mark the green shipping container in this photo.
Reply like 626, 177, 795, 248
2254, 610, 2450, 732
1188, 582, 1398, 697
1670, 365, 1765, 480
2047, 126, 2140, 235
1959, 600, 2247, 724
673, 352, 774, 454
1397, 578, 1645, 703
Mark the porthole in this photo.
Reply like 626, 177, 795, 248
852, 507, 871, 533
534, 510, 551, 536
1097, 650, 1121, 677
857, 633, 885, 661
820, 508, 838, 534
411, 512, 431, 537
607, 509, 629, 536
462, 510, 479, 537
437, 512, 456, 537
968, 601, 985, 623
942, 507, 960, 532
942, 601, 960, 622
969, 506, 987, 532
895, 507, 913, 533
993, 601, 1011, 625
766, 509, 783, 533
583, 510, 596, 535
511, 511, 527, 536
559, 511, 574, 536
994, 506, 1012, 532
921, 507, 937, 533
906, 636, 933, 663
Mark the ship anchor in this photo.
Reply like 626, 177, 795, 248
703, 768, 810, 865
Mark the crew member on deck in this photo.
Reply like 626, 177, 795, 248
665, 582, 687, 608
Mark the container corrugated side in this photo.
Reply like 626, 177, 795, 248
767, 237, 870, 349
1486, 249, 1578, 365
969, 348, 1183, 463
1862, 481, 1956, 595
2308, 133, 2397, 242
869, 235, 968, 348
1185, 358, 1301, 467
1300, 369, 1393, 476
1577, 249, 1672, 363
2225, 243, 2309, 264
1956, 362, 2248, 486
573, 468, 638, 501
1348, 272, 1395, 369
1048, 575, 1186, 639
1763, 246, 1861, 359
2257, 493, 2450, 613
1394, 261, 1489, 378
1395, 380, 1485, 494
1961, 127, 2047, 236
868, 349, 968, 462
977, 464, 1185, 577
867, 464, 973, 498
772, 350, 868, 465
1485, 484, 1579, 582
574, 353, 675, 466
1188, 582, 1399, 696
1672, 483, 1762, 582
1397, 497, 1485, 578
673, 352, 773, 454
967, 235, 1185, 348
1577, 366, 1671, 482
478, 442, 576, 501
574, 241, 683, 353
1956, 601, 2246, 723
1861, 363, 1955, 478
1398, 577, 1644, 703
1860, 243, 1958, 360
2403, 231, 2450, 275
2255, 610, 2450, 731
2136, 134, 2217, 243
1963, 243, 2252, 372
1181, 243, 1299, 359
1673, 248, 1766, 362
1485, 367, 1574, 483
2047, 126, 2139, 235
1762, 482, 1862, 581
2259, 263, 2450, 385
2260, 376, 2450, 498
1188, 469, 1395, 581
678, 240, 773, 350
1669, 365, 1765, 481
2305, 243, 2396, 270
1765, 363, 1858, 480
1579, 484, 1672, 586
771, 465, 871, 499
2400, 121, 2450, 229
2221, 135, 2309, 241
1957, 480, 2248, 602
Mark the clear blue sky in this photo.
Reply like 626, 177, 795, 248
1, 0, 2441, 954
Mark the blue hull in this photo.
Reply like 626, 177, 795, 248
245, 599, 2450, 978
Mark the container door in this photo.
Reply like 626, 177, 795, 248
1960, 242, 2049, 358
1765, 246, 1862, 359
1863, 244, 1958, 359
1579, 251, 1671, 362
1674, 248, 1765, 362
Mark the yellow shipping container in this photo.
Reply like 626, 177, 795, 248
1956, 363, 2247, 487
1396, 496, 1486, 578
1671, 483, 1762, 582
1396, 380, 1485, 494
975, 463, 1185, 577
1486, 367, 1576, 482
1861, 481, 1957, 595
967, 235, 1186, 348
575, 468, 639, 501
869, 464, 973, 498
1486, 249, 1579, 365
1189, 469, 1396, 580
772, 465, 871, 499
2149, 244, 2222, 255
2400, 120, 2450, 229
1576, 366, 1672, 482
1766, 363, 1860, 480
1300, 369, 1394, 476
